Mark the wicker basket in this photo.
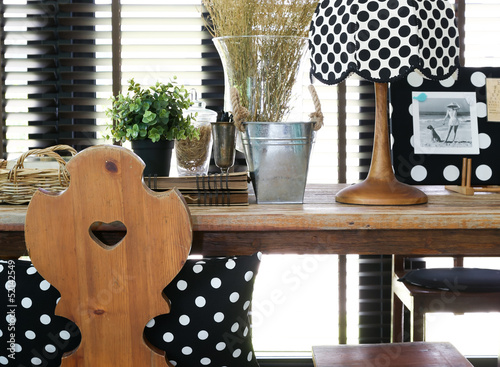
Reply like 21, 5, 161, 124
0, 145, 77, 204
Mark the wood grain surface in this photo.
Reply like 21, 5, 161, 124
312, 342, 473, 367
3, 184, 500, 257
24, 145, 192, 367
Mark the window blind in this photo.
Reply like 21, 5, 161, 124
301, 77, 375, 185
119, 0, 223, 111
1, 0, 223, 160
1, 1, 370, 184
463, 0, 500, 67
3, 1, 58, 157
1, 0, 112, 158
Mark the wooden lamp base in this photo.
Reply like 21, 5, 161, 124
335, 83, 427, 206
335, 176, 428, 205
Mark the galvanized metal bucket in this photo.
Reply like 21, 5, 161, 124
241, 121, 315, 204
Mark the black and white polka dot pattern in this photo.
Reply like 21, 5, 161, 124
0, 260, 81, 366
309, 0, 460, 84
391, 67, 500, 185
144, 252, 261, 367
0, 254, 260, 366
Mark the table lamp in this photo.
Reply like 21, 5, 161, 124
310, 0, 460, 205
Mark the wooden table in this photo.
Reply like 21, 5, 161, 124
312, 342, 473, 367
1, 184, 500, 258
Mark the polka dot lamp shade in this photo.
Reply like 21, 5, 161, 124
309, 0, 460, 84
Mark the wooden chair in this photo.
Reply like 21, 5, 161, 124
25, 145, 193, 367
392, 255, 500, 342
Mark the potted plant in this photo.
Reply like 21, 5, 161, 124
106, 78, 199, 177
202, 0, 322, 203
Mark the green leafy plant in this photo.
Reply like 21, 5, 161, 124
106, 78, 199, 143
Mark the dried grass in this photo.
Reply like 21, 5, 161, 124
203, 0, 317, 38
203, 0, 317, 122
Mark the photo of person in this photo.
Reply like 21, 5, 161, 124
443, 102, 461, 143
412, 91, 479, 155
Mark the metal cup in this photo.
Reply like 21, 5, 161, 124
211, 122, 237, 174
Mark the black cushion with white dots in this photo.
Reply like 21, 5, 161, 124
0, 253, 261, 367
0, 260, 81, 367
144, 252, 261, 367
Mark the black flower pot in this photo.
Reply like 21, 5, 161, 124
131, 139, 174, 177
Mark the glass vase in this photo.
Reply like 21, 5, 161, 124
213, 35, 309, 122
175, 90, 217, 176
213, 36, 314, 204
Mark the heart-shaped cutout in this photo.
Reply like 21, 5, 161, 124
89, 221, 127, 250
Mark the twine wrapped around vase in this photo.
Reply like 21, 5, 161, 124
230, 85, 324, 131
230, 87, 250, 132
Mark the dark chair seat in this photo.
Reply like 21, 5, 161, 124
392, 255, 500, 342
399, 267, 500, 292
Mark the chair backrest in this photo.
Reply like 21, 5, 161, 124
25, 145, 192, 367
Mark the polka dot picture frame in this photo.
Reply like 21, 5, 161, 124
391, 67, 500, 185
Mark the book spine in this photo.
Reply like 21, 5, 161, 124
196, 174, 231, 206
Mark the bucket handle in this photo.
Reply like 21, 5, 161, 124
230, 86, 324, 132
308, 85, 324, 131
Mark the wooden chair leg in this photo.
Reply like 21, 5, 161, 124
392, 293, 404, 342
412, 305, 426, 342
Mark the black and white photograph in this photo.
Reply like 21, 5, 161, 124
412, 91, 480, 155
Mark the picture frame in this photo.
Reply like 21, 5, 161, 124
391, 67, 500, 186
412, 91, 479, 155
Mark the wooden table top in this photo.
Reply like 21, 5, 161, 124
3, 184, 500, 231
312, 342, 473, 367
2, 184, 500, 257
188, 185, 500, 232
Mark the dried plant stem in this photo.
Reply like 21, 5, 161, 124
203, 0, 317, 39
215, 35, 308, 122
203, 0, 317, 123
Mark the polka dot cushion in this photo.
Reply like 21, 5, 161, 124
0, 253, 261, 366
144, 252, 261, 367
309, 0, 460, 84
0, 260, 81, 366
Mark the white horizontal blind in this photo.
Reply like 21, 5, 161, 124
118, 0, 222, 112
300, 79, 375, 185
252, 254, 360, 355
463, 0, 500, 67
3, 0, 61, 157
292, 76, 374, 185
2, 0, 114, 159
301, 82, 340, 184
1, 0, 222, 159
1, 1, 371, 184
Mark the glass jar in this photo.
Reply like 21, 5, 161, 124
175, 90, 217, 176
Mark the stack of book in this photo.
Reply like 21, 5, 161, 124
145, 172, 249, 206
